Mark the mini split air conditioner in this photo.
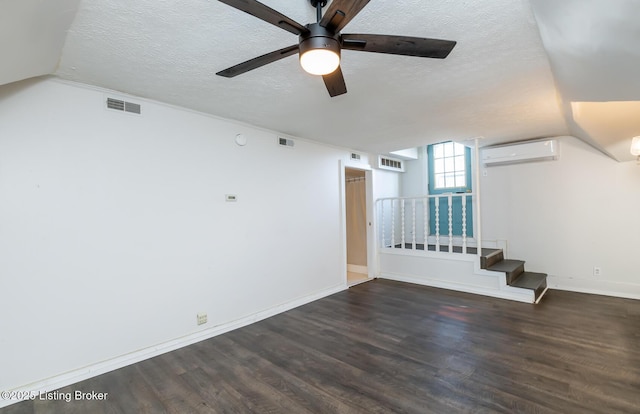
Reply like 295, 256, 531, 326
481, 139, 559, 166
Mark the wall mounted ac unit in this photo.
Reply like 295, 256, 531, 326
482, 139, 559, 166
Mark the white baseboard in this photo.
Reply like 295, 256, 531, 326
347, 264, 368, 274
379, 272, 533, 303
0, 284, 346, 409
547, 276, 640, 300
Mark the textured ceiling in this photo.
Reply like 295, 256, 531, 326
52, 0, 568, 153
1, 0, 638, 159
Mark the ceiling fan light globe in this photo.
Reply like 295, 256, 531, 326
300, 49, 340, 75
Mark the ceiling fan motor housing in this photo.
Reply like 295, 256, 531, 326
299, 23, 341, 61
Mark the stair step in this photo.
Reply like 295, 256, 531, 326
481, 248, 504, 269
511, 272, 547, 290
487, 259, 524, 273
487, 259, 525, 285
511, 272, 548, 302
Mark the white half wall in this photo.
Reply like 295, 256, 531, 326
0, 78, 351, 396
378, 250, 533, 303
481, 135, 640, 299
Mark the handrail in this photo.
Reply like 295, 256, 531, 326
376, 193, 476, 255
377, 193, 475, 202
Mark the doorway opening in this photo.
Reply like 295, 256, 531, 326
345, 167, 370, 286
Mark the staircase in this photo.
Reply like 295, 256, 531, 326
481, 249, 548, 303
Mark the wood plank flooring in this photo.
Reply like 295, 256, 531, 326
3, 280, 639, 413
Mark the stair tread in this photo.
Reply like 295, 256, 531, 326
511, 272, 547, 290
481, 248, 503, 259
487, 259, 525, 273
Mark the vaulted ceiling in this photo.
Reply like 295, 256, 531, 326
2, 0, 639, 161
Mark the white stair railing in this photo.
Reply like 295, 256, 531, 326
377, 194, 476, 255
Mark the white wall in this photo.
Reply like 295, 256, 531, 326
400, 146, 427, 197
372, 169, 402, 249
0, 78, 351, 393
481, 136, 640, 298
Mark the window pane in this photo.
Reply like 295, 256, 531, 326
455, 173, 466, 188
454, 143, 465, 156
444, 157, 454, 172
444, 142, 454, 157
435, 174, 445, 189
434, 159, 444, 173
433, 143, 444, 158
454, 155, 465, 172
445, 173, 455, 188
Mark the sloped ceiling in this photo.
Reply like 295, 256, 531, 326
530, 0, 640, 162
0, 0, 80, 85
1, 0, 638, 159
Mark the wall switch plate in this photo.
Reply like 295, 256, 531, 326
197, 313, 207, 325
593, 267, 602, 276
225, 194, 237, 202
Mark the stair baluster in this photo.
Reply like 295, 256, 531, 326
462, 195, 467, 254
448, 194, 453, 253
390, 199, 395, 249
435, 196, 440, 252
400, 199, 405, 249
411, 199, 416, 250
423, 197, 428, 252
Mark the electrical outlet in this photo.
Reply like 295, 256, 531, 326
197, 313, 207, 325
593, 267, 602, 277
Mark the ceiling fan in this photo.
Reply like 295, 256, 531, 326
216, 0, 456, 97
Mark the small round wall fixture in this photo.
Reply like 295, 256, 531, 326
235, 134, 247, 146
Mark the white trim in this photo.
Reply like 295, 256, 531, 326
473, 137, 483, 256
348, 277, 374, 288
342, 163, 375, 282
365, 169, 376, 280
379, 272, 533, 303
339, 160, 348, 287
347, 264, 368, 274
535, 287, 549, 304
0, 284, 346, 409
379, 246, 478, 262
547, 276, 640, 300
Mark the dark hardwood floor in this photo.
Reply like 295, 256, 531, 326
3, 279, 639, 413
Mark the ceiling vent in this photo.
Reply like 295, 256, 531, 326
106, 97, 141, 115
378, 156, 404, 172
278, 137, 295, 148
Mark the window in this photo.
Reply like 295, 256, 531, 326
431, 141, 468, 190
427, 141, 473, 236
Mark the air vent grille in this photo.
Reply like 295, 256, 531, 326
107, 98, 125, 111
278, 137, 294, 148
124, 102, 141, 114
106, 97, 141, 115
378, 156, 404, 172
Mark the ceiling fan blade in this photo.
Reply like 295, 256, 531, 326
218, 0, 309, 35
322, 66, 347, 97
319, 0, 371, 33
216, 45, 299, 77
342, 34, 456, 59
